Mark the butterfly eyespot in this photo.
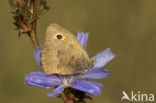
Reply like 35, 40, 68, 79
56, 34, 62, 39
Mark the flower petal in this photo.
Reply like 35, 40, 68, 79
92, 48, 115, 68
47, 86, 65, 97
34, 46, 43, 66
25, 72, 62, 89
70, 80, 102, 96
77, 32, 89, 49
80, 68, 109, 79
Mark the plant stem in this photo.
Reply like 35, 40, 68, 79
31, 0, 39, 48
61, 92, 74, 103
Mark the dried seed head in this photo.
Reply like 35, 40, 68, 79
8, 0, 27, 10
40, 0, 50, 10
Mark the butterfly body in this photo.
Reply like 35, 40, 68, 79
41, 24, 93, 75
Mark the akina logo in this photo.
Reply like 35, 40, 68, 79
121, 91, 155, 102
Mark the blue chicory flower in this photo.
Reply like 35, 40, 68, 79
25, 32, 115, 97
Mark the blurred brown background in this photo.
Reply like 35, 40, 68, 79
0, 0, 156, 103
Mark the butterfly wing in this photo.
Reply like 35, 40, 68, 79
41, 24, 93, 75
56, 43, 92, 74
41, 41, 93, 75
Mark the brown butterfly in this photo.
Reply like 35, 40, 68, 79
41, 24, 94, 75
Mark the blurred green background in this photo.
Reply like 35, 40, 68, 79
0, 0, 156, 103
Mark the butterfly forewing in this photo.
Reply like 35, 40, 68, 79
41, 24, 93, 75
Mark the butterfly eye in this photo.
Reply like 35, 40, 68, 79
56, 34, 62, 39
